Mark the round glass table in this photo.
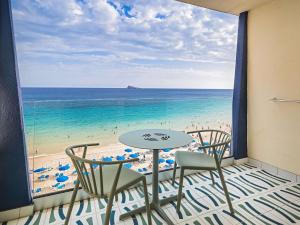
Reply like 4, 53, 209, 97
119, 129, 193, 225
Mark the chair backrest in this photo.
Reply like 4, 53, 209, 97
65, 143, 138, 198
187, 130, 231, 163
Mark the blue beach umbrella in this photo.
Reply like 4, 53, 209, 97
166, 159, 175, 165
92, 164, 98, 168
102, 156, 113, 162
162, 148, 171, 152
129, 153, 139, 158
91, 164, 98, 169
56, 175, 69, 183
33, 188, 41, 193
123, 163, 132, 169
57, 184, 65, 189
158, 158, 165, 164
58, 164, 70, 171
38, 174, 49, 181
55, 172, 64, 177
91, 159, 98, 168
125, 148, 132, 153
33, 167, 46, 173
116, 155, 125, 161
52, 183, 60, 188
203, 142, 210, 146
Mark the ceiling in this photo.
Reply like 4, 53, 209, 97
177, 0, 275, 15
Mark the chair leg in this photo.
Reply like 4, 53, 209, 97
142, 177, 152, 225
176, 168, 184, 212
64, 180, 80, 225
172, 162, 177, 185
216, 167, 234, 215
209, 171, 215, 185
104, 192, 115, 225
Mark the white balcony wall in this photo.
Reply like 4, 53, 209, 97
248, 0, 300, 174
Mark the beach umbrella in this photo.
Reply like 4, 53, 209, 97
56, 175, 69, 183
92, 164, 98, 169
58, 164, 70, 171
129, 153, 139, 158
52, 183, 60, 188
203, 142, 210, 146
158, 158, 165, 164
57, 184, 65, 189
38, 174, 49, 181
34, 188, 42, 193
123, 163, 132, 169
92, 164, 98, 168
166, 159, 175, 165
116, 155, 125, 161
55, 172, 64, 177
33, 167, 46, 173
102, 156, 113, 162
125, 148, 132, 153
162, 148, 171, 152
92, 159, 98, 168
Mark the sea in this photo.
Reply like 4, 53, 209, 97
22, 88, 233, 155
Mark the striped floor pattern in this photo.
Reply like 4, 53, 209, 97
2, 163, 300, 225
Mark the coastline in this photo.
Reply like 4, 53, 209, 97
29, 121, 231, 196
26, 118, 231, 156
21, 88, 233, 196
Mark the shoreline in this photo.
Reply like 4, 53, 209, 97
26, 119, 231, 156
29, 122, 231, 196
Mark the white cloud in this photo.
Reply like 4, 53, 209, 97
11, 0, 238, 88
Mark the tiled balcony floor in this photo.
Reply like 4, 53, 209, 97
3, 163, 300, 225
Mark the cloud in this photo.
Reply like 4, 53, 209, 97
11, 0, 238, 88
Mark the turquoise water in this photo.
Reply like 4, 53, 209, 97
22, 88, 232, 154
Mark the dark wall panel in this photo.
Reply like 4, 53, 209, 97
232, 12, 248, 160
0, 0, 32, 211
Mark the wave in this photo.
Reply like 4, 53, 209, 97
22, 96, 230, 104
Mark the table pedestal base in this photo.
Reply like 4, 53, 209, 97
119, 194, 185, 225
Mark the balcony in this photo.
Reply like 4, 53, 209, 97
1, 0, 300, 224
8, 162, 300, 224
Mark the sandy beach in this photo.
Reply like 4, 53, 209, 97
29, 122, 231, 196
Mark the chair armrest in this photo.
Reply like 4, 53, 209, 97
68, 143, 100, 149
100, 157, 139, 165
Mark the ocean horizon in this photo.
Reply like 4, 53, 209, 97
22, 87, 233, 155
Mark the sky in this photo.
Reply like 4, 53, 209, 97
11, 0, 238, 89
